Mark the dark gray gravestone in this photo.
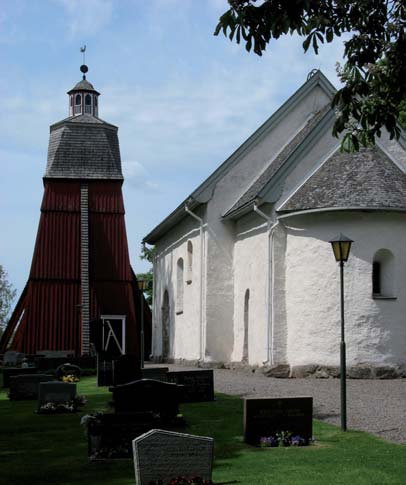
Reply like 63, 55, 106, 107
133, 429, 214, 485
113, 353, 142, 386
38, 382, 76, 411
166, 370, 214, 402
3, 351, 25, 366
8, 374, 56, 400
2, 367, 39, 388
109, 379, 183, 421
36, 350, 74, 358
244, 397, 313, 445
141, 367, 169, 382
87, 413, 156, 460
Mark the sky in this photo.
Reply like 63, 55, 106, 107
0, 0, 347, 300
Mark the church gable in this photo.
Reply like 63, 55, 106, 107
278, 145, 406, 213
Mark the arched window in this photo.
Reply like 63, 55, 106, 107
186, 241, 193, 284
85, 94, 92, 114
74, 94, 82, 114
242, 289, 250, 363
372, 249, 396, 298
176, 258, 184, 314
162, 290, 170, 360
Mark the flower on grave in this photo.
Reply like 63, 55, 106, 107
260, 436, 278, 448
291, 435, 305, 446
276, 431, 292, 447
62, 374, 80, 383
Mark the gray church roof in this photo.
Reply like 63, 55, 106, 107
67, 79, 100, 94
279, 146, 406, 213
223, 104, 332, 218
44, 114, 123, 180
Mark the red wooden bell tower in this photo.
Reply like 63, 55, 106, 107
0, 65, 149, 357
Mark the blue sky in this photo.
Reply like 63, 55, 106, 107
0, 0, 346, 298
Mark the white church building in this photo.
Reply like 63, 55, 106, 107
143, 71, 406, 378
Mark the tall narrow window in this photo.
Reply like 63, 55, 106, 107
176, 258, 184, 314
372, 249, 395, 298
186, 241, 193, 284
74, 94, 82, 114
242, 289, 250, 363
85, 94, 92, 114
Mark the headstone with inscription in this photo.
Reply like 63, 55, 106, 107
37, 381, 77, 411
8, 374, 56, 400
133, 429, 214, 485
166, 370, 214, 402
109, 379, 183, 421
244, 396, 313, 445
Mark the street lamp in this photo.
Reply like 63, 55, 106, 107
329, 233, 353, 432
137, 279, 149, 369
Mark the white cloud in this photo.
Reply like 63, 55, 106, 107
122, 160, 159, 192
56, 0, 113, 37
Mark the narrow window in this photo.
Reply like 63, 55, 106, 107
372, 262, 381, 295
176, 258, 184, 314
242, 289, 249, 363
74, 94, 82, 114
162, 290, 170, 360
372, 249, 395, 298
186, 241, 193, 284
85, 94, 92, 114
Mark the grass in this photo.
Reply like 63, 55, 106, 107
0, 376, 405, 485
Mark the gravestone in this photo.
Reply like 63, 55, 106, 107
166, 370, 214, 402
141, 366, 169, 382
38, 381, 77, 412
2, 367, 39, 388
244, 397, 313, 445
36, 350, 75, 358
113, 353, 142, 386
8, 374, 55, 400
87, 413, 156, 460
3, 351, 25, 366
36, 355, 96, 372
55, 363, 81, 381
133, 429, 214, 485
109, 379, 183, 421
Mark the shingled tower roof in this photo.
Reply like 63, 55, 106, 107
45, 65, 123, 180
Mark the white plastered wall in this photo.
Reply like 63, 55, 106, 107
153, 207, 206, 361
283, 211, 406, 368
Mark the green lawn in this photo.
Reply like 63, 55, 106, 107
0, 377, 405, 485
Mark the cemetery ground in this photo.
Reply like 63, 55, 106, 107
0, 377, 405, 485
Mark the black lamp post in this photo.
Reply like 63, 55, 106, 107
329, 233, 353, 432
137, 279, 149, 369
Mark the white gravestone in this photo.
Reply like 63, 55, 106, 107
132, 429, 214, 485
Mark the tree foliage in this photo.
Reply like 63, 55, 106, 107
215, 0, 406, 151
136, 244, 156, 306
0, 265, 16, 334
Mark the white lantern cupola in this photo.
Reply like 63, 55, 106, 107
67, 64, 100, 117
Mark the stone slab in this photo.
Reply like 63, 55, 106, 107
109, 379, 183, 420
8, 374, 55, 400
38, 382, 76, 411
133, 429, 214, 485
244, 396, 313, 445
2, 367, 39, 388
166, 370, 214, 402
141, 367, 169, 382
113, 353, 142, 386
3, 351, 25, 366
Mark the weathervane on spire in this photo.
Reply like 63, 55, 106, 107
80, 45, 88, 80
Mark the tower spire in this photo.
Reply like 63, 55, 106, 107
80, 45, 87, 79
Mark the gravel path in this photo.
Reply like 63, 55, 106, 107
166, 365, 406, 444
